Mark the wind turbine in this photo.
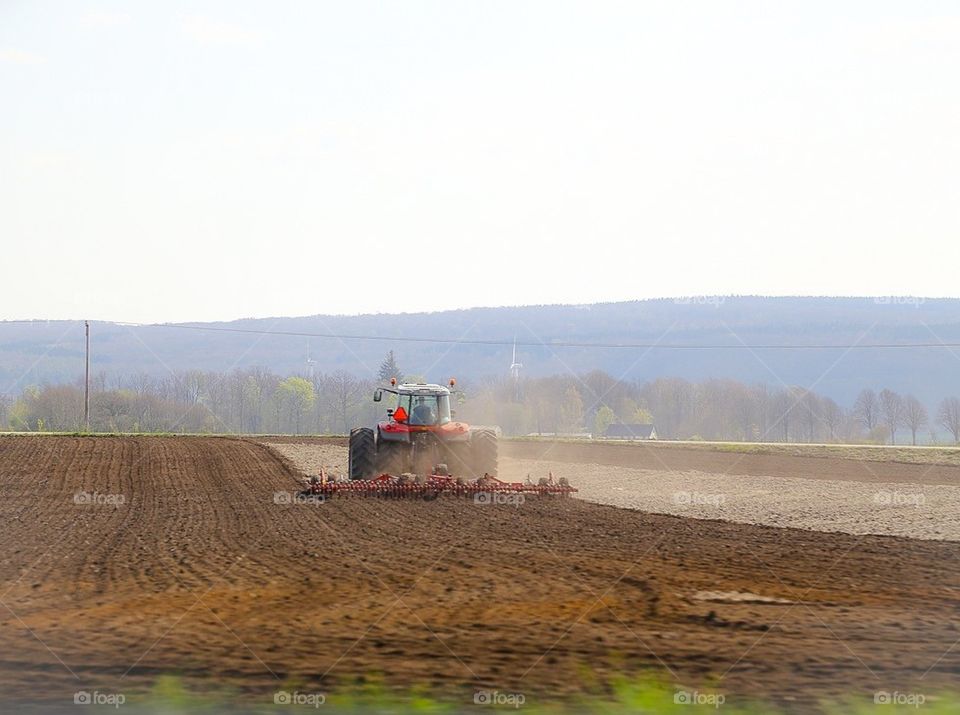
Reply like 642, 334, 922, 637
509, 338, 523, 401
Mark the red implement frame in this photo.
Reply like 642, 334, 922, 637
302, 471, 577, 499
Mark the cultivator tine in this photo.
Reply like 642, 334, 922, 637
301, 471, 577, 500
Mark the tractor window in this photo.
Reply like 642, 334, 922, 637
398, 394, 452, 426
437, 394, 451, 423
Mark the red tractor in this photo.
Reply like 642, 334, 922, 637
348, 379, 498, 480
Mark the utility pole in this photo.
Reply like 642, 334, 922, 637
84, 320, 90, 431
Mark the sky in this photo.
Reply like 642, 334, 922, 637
1, 0, 959, 323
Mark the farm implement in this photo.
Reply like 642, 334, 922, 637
301, 467, 577, 500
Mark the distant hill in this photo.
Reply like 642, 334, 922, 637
3, 297, 960, 407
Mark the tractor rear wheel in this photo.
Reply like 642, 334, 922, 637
443, 442, 473, 478
348, 428, 376, 480
375, 438, 405, 474
471, 428, 498, 477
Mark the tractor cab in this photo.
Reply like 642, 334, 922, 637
396, 392, 451, 426
375, 382, 454, 427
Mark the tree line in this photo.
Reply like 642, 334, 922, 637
462, 375, 960, 445
1, 351, 959, 444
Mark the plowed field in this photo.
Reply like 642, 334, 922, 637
1, 435, 958, 711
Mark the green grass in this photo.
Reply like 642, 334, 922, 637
54, 676, 960, 714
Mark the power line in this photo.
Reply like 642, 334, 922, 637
115, 321, 960, 350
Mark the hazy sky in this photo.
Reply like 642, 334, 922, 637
2, 1, 958, 323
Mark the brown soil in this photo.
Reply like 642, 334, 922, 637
1, 435, 958, 711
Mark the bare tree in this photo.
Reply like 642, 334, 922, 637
558, 384, 585, 433
640, 377, 691, 439
0, 393, 11, 428
228, 371, 247, 432
852, 389, 878, 433
938, 397, 960, 444
820, 397, 843, 441
328, 370, 363, 433
171, 370, 204, 405
204, 373, 230, 431
731, 384, 756, 440
125, 372, 155, 397
902, 395, 928, 446
798, 390, 820, 443
769, 389, 793, 442
878, 389, 904, 445
249, 368, 276, 433
755, 383, 771, 439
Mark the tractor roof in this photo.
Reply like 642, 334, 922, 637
396, 383, 451, 395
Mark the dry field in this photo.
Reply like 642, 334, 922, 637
501, 440, 960, 541
545, 439, 960, 468
1, 435, 959, 712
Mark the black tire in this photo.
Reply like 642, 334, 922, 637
348, 428, 376, 480
441, 442, 473, 478
375, 438, 405, 475
470, 428, 498, 477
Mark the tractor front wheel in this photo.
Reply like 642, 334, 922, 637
348, 428, 376, 480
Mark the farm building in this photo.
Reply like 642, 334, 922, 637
603, 423, 658, 440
